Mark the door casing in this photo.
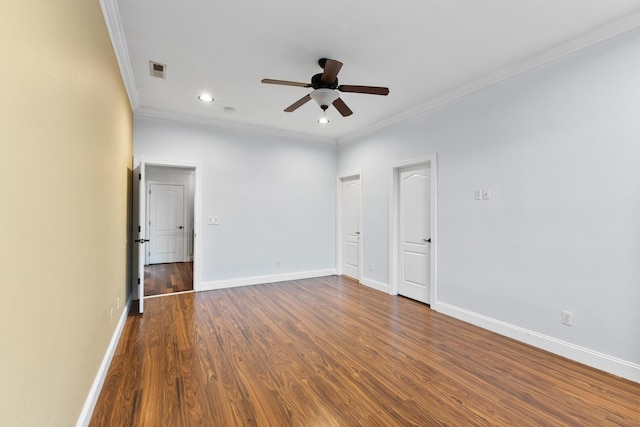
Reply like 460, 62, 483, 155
389, 155, 437, 303
135, 157, 201, 293
336, 170, 363, 280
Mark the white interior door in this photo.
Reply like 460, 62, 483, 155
342, 176, 361, 280
397, 165, 431, 303
149, 184, 185, 264
132, 162, 146, 313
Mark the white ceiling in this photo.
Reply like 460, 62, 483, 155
108, 0, 640, 144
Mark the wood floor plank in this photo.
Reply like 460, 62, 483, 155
90, 276, 640, 426
145, 262, 193, 296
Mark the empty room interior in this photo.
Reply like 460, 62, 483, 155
2, 0, 639, 425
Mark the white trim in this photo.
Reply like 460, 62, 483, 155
98, 0, 139, 110
336, 170, 363, 279
336, 12, 640, 144
145, 290, 194, 299
359, 276, 389, 293
137, 158, 202, 293
135, 109, 336, 145
200, 269, 336, 291
101, 2, 640, 146
433, 301, 640, 384
75, 299, 131, 427
389, 155, 438, 303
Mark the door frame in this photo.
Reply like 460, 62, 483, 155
336, 170, 363, 279
389, 154, 437, 302
138, 157, 202, 292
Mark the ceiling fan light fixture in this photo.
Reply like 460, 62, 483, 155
261, 58, 389, 117
310, 88, 339, 110
198, 94, 214, 102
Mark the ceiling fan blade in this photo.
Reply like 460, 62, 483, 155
284, 94, 312, 112
321, 59, 343, 84
262, 79, 311, 88
338, 85, 389, 96
332, 97, 353, 117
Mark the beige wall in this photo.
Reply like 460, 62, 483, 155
0, 0, 132, 425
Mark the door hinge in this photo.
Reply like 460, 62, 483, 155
138, 225, 141, 232
138, 173, 141, 180
149, 190, 151, 195
137, 278, 140, 284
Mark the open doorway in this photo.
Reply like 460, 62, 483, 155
144, 164, 196, 297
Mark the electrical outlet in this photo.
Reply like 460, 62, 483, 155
482, 188, 491, 200
369, 263, 373, 271
561, 310, 573, 326
276, 259, 280, 267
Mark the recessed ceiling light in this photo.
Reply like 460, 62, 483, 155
198, 94, 214, 102
224, 107, 236, 114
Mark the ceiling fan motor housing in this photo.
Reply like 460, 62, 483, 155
311, 73, 338, 90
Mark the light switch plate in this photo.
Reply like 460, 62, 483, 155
474, 189, 482, 200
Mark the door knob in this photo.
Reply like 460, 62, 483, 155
355, 231, 360, 235
423, 238, 431, 243
178, 226, 184, 229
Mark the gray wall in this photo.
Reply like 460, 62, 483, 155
134, 117, 338, 283
338, 28, 640, 373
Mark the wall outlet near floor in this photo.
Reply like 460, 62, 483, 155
276, 259, 280, 267
369, 263, 374, 271
561, 310, 573, 326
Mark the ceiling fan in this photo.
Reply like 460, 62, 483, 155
261, 58, 389, 117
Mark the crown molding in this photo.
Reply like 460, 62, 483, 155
100, 1, 640, 145
99, 0, 139, 110
337, 11, 640, 144
135, 108, 338, 145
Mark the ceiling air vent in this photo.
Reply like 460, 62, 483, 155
149, 61, 166, 79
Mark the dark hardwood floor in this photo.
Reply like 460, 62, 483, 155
144, 262, 193, 297
91, 276, 639, 426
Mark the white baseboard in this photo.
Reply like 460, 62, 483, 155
200, 268, 337, 291
433, 301, 640, 384
76, 299, 132, 427
359, 276, 389, 293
